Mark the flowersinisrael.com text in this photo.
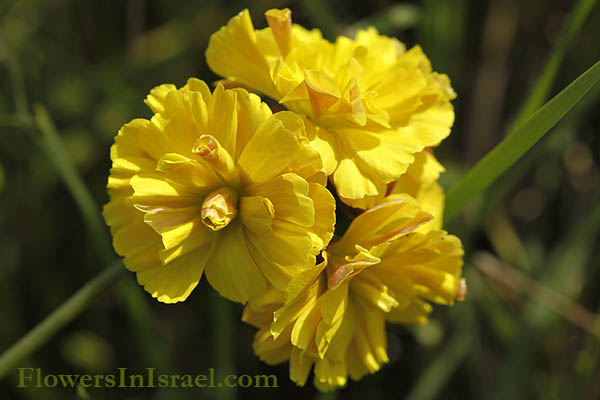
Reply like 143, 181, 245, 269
17, 367, 278, 389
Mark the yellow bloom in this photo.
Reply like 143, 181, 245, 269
243, 196, 464, 390
103, 78, 335, 304
206, 9, 455, 201
343, 150, 446, 230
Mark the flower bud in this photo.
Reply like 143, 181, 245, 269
201, 187, 239, 231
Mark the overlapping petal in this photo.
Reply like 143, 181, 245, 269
206, 9, 455, 201
243, 196, 463, 390
342, 150, 446, 230
103, 9, 465, 393
103, 79, 335, 304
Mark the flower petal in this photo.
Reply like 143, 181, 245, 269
204, 221, 268, 303
206, 9, 280, 99
136, 244, 213, 303
238, 115, 302, 184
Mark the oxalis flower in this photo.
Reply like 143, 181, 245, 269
103, 78, 335, 304
206, 8, 456, 203
243, 195, 464, 391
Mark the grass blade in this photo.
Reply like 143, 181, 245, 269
0, 261, 125, 378
444, 59, 600, 224
33, 105, 176, 388
34, 105, 113, 265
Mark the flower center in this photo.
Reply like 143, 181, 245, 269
280, 66, 377, 128
201, 187, 239, 231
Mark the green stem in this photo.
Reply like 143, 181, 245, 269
34, 104, 113, 266
0, 261, 125, 378
33, 104, 172, 372
2, 41, 170, 379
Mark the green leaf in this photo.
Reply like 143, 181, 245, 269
444, 59, 600, 224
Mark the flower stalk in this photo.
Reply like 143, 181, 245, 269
0, 261, 125, 378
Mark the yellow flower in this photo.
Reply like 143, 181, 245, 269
343, 150, 446, 230
206, 9, 456, 201
243, 196, 464, 390
103, 78, 335, 304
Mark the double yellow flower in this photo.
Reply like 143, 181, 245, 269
104, 8, 464, 391
207, 9, 455, 202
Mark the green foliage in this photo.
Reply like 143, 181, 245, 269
445, 59, 600, 223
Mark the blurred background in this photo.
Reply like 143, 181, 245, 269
1, 0, 599, 399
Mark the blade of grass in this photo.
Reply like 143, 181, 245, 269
34, 105, 113, 265
2, 41, 174, 378
0, 261, 125, 378
513, 0, 597, 126
464, 0, 598, 227
444, 59, 600, 224
481, 80, 600, 218
33, 104, 174, 377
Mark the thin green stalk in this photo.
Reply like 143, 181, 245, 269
33, 104, 172, 372
513, 0, 597, 126
444, 59, 600, 224
34, 105, 113, 266
2, 42, 170, 380
0, 261, 126, 378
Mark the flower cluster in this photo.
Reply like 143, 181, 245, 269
104, 8, 464, 391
